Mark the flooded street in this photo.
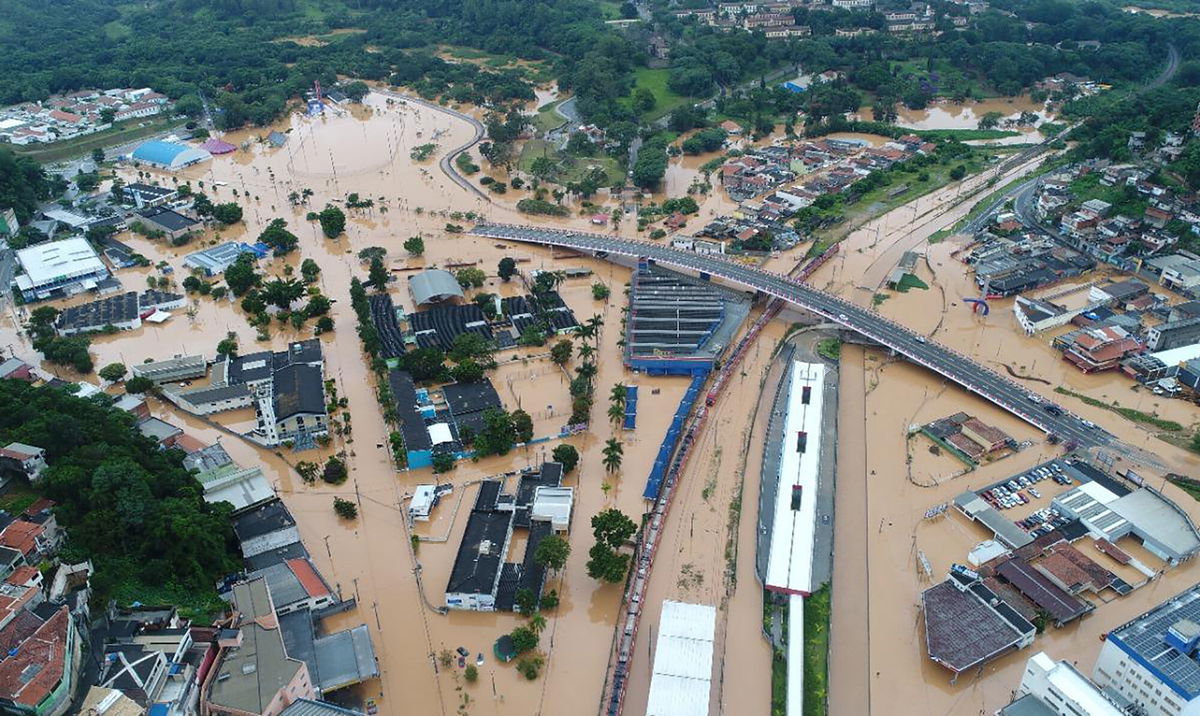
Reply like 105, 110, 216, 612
11, 81, 1200, 716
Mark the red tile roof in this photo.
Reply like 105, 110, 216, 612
286, 558, 330, 598
47, 109, 83, 124
0, 521, 44, 559
0, 607, 69, 707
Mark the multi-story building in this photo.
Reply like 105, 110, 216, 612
1000, 651, 1126, 715
1093, 583, 1200, 715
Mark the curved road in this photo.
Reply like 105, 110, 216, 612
377, 89, 491, 202
473, 222, 1115, 449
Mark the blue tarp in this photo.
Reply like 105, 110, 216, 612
623, 385, 638, 430
643, 374, 707, 500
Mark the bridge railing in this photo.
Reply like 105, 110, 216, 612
473, 223, 1106, 444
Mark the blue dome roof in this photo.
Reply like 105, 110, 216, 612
131, 140, 210, 168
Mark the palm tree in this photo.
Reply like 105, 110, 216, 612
574, 323, 596, 344
576, 361, 597, 385
602, 438, 624, 473
608, 402, 624, 427
586, 314, 604, 345
530, 614, 547, 634
577, 343, 596, 363
609, 383, 627, 411
262, 277, 305, 310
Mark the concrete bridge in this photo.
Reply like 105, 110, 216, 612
473, 222, 1113, 449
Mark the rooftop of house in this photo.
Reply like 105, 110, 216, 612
232, 499, 296, 543
0, 606, 70, 708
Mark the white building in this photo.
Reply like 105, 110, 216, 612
1093, 584, 1200, 715
999, 651, 1125, 715
13, 237, 110, 300
646, 601, 716, 716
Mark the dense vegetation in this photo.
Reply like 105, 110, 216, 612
0, 381, 239, 611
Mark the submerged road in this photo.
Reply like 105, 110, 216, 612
376, 89, 490, 202
473, 222, 1115, 449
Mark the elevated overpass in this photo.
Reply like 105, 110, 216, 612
473, 222, 1113, 449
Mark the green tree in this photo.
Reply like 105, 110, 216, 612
91, 147, 105, 164
368, 257, 389, 290
319, 206, 346, 238
632, 87, 656, 114
323, 456, 348, 484
333, 497, 358, 519
98, 362, 127, 383
511, 409, 534, 443
450, 359, 484, 384
211, 202, 243, 225
464, 664, 479, 683
398, 346, 446, 382
602, 438, 623, 473
550, 339, 573, 366
592, 282, 610, 300
304, 294, 331, 317
224, 254, 260, 296
262, 277, 305, 309
586, 543, 629, 583
510, 626, 538, 654
455, 267, 486, 289
515, 587, 538, 616
125, 376, 155, 394
534, 534, 570, 571
300, 259, 321, 283
498, 257, 517, 282
448, 332, 493, 365
474, 407, 516, 456
216, 331, 239, 357
258, 218, 298, 255
592, 507, 636, 548
551, 444, 579, 473
403, 235, 425, 256
432, 452, 455, 473
949, 165, 967, 180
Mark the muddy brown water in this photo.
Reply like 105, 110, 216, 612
12, 90, 1200, 715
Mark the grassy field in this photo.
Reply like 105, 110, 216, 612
518, 139, 624, 185
533, 100, 567, 133
598, 0, 626, 19
14, 116, 185, 163
623, 68, 694, 122
1054, 386, 1186, 432
803, 584, 832, 716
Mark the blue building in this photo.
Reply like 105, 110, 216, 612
1094, 583, 1200, 715
130, 140, 212, 170
780, 81, 807, 93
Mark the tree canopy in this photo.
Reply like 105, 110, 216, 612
0, 381, 238, 607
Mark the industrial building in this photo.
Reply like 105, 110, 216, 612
408, 269, 464, 305
130, 354, 207, 383
921, 568, 1036, 675
645, 600, 716, 716
135, 206, 200, 240
445, 464, 572, 611
130, 140, 211, 170
183, 241, 258, 276
1093, 583, 1200, 715
54, 290, 184, 335
1000, 651, 1127, 715
13, 238, 110, 301
624, 260, 750, 375
1052, 482, 1200, 565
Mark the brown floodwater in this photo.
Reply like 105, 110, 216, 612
16, 83, 1200, 716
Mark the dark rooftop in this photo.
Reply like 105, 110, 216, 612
996, 558, 1093, 625
56, 291, 139, 331
445, 507, 510, 597
388, 370, 432, 452
243, 540, 310, 572
232, 499, 296, 542
272, 363, 325, 420
921, 580, 1027, 673
137, 207, 198, 233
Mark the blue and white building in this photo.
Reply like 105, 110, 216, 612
1093, 583, 1200, 715
130, 140, 211, 170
